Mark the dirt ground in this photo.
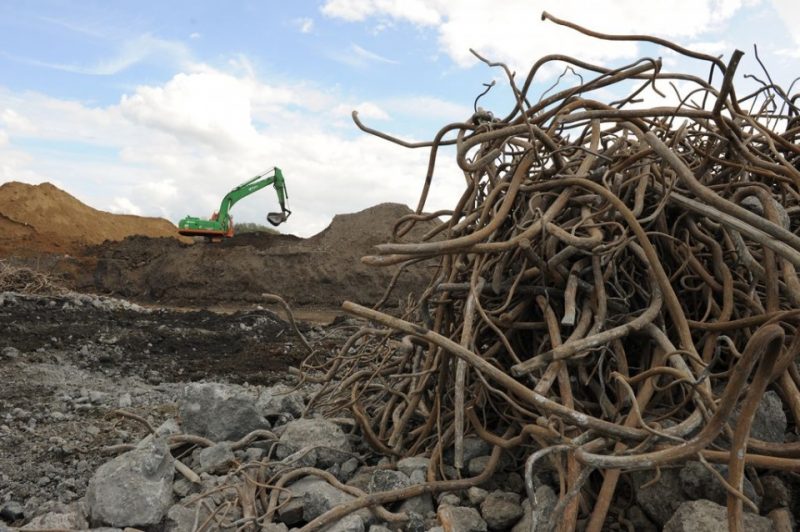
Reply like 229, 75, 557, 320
0, 290, 355, 522
75, 202, 437, 308
0, 182, 442, 525
1, 182, 438, 309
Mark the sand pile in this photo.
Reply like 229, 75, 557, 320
0, 182, 185, 256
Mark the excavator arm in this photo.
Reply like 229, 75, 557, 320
178, 167, 291, 239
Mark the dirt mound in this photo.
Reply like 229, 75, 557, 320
81, 203, 437, 307
0, 182, 187, 256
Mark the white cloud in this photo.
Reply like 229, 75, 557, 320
322, 0, 757, 73
773, 0, 800, 47
334, 101, 390, 120
0, 65, 466, 237
0, 141, 49, 185
1, 109, 37, 134
7, 33, 192, 76
190, 32, 201, 40
352, 44, 398, 64
323, 0, 442, 25
109, 197, 142, 215
385, 96, 471, 122
294, 17, 315, 33
120, 67, 260, 149
329, 43, 399, 68
775, 47, 800, 58
683, 41, 732, 56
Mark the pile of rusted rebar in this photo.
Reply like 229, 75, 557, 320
0, 260, 66, 295
301, 13, 800, 532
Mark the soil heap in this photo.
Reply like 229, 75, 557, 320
0, 182, 185, 256
85, 202, 437, 307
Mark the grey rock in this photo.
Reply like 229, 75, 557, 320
137, 418, 180, 449
12, 407, 30, 420
276, 418, 352, 468
324, 514, 365, 532
409, 469, 426, 485
20, 512, 89, 530
279, 447, 319, 468
444, 437, 492, 466
397, 456, 430, 477
278, 477, 352, 525
368, 526, 392, 532
761, 475, 791, 513
663, 499, 773, 532
118, 393, 132, 408
346, 466, 377, 492
242, 446, 265, 463
732, 390, 786, 443
194, 442, 235, 474
179, 382, 270, 441
511, 486, 556, 532
304, 485, 354, 520
2, 346, 20, 358
437, 492, 461, 507
0, 501, 23, 521
258, 384, 305, 421
626, 505, 657, 532
403, 511, 426, 532
172, 478, 198, 498
679, 461, 760, 511
437, 505, 487, 532
467, 456, 492, 477
89, 390, 109, 403
261, 524, 289, 532
367, 470, 412, 494
399, 493, 435, 517
480, 491, 523, 530
632, 468, 686, 526
86, 438, 174, 527
164, 504, 210, 532
21, 511, 89, 530
467, 487, 489, 506
340, 457, 360, 481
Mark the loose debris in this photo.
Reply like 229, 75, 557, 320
7, 12, 800, 532
298, 12, 800, 532
0, 261, 66, 295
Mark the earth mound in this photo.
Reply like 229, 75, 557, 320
0, 182, 186, 256
83, 202, 437, 307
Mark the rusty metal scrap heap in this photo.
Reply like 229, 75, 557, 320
302, 13, 800, 532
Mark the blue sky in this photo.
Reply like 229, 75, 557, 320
1, 1, 799, 236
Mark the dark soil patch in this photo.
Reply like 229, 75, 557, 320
0, 295, 304, 385
73, 203, 438, 308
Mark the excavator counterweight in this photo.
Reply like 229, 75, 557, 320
178, 167, 291, 239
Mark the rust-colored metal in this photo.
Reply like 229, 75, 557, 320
288, 12, 800, 531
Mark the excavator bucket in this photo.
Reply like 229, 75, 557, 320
267, 210, 290, 226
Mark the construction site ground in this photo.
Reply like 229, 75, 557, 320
0, 181, 433, 524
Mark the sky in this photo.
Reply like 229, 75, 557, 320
1, 0, 799, 237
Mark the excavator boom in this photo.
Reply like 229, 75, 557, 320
178, 167, 290, 239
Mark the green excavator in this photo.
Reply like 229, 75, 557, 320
178, 167, 291, 240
